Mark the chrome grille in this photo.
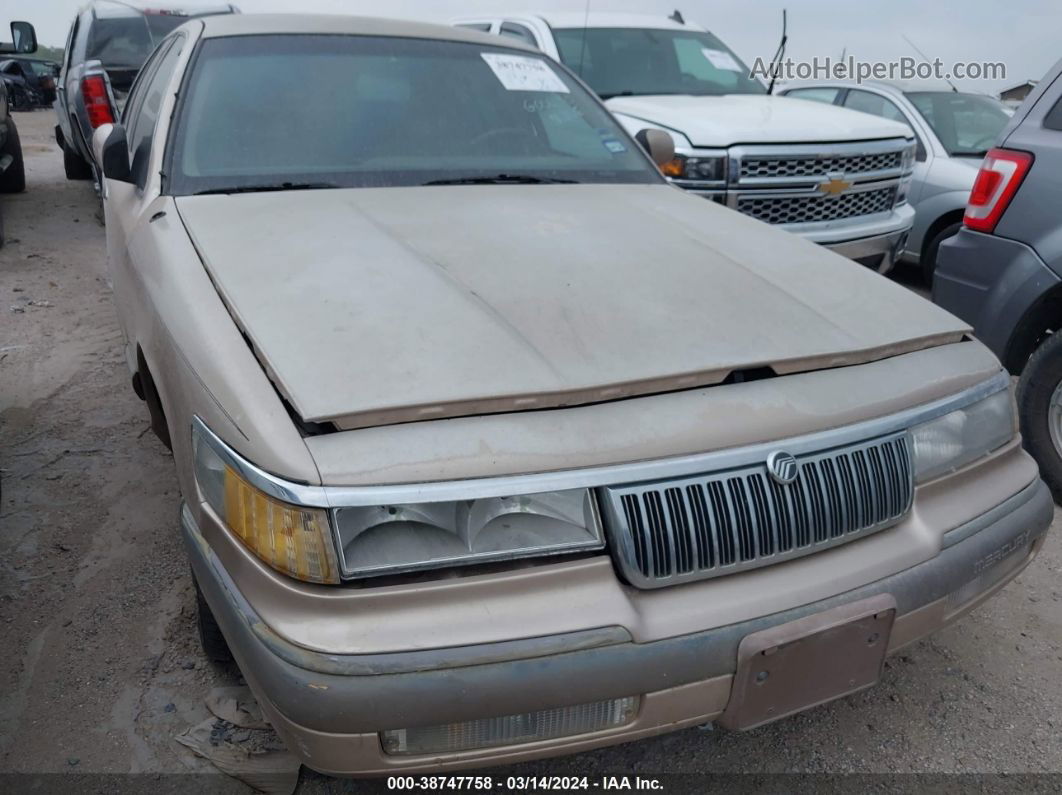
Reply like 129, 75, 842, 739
738, 187, 896, 225
600, 433, 913, 588
740, 152, 902, 180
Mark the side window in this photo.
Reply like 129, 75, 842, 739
843, 89, 908, 124
786, 87, 840, 105
123, 39, 171, 136
1045, 94, 1062, 131
499, 22, 539, 49
126, 37, 183, 189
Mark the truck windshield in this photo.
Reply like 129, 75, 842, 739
906, 92, 1012, 156
87, 14, 189, 69
553, 27, 764, 99
167, 35, 661, 195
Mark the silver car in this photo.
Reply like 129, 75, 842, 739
780, 82, 1012, 282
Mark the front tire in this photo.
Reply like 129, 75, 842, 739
1018, 331, 1062, 504
921, 221, 962, 286
0, 117, 26, 193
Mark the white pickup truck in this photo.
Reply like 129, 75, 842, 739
455, 12, 917, 272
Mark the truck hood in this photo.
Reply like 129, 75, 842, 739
606, 94, 912, 147
176, 184, 966, 430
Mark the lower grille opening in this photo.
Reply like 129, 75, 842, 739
380, 697, 639, 755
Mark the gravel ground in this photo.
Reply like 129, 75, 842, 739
1, 111, 1061, 790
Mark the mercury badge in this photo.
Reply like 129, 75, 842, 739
766, 451, 799, 485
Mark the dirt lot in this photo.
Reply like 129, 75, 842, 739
2, 111, 1061, 789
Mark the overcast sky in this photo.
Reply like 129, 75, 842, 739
10, 0, 1057, 93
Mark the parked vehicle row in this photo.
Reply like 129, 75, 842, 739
456, 13, 918, 273
0, 56, 60, 109
89, 13, 1054, 778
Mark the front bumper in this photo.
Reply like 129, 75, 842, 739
805, 203, 915, 274
182, 476, 1052, 776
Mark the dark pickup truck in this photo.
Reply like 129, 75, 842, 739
54, 1, 237, 182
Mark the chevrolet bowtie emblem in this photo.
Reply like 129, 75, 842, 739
818, 173, 852, 196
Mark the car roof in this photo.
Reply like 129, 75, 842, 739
470, 11, 703, 32
89, 1, 235, 19
198, 12, 538, 49
783, 81, 987, 97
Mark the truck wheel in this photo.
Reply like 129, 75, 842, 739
1018, 331, 1062, 504
0, 117, 26, 193
64, 142, 94, 181
921, 222, 961, 286
194, 575, 235, 664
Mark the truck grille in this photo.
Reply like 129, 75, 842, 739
738, 187, 896, 225
740, 152, 903, 180
600, 433, 912, 588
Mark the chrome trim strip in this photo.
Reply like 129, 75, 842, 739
728, 137, 913, 161
190, 371, 1009, 509
734, 178, 900, 201
737, 168, 905, 188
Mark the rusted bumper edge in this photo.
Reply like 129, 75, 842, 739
180, 478, 1053, 737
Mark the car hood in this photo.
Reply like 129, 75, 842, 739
176, 184, 966, 430
606, 94, 912, 147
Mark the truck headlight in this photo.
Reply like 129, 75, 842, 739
333, 490, 603, 579
662, 154, 726, 182
901, 141, 917, 172
193, 424, 341, 584
910, 387, 1016, 483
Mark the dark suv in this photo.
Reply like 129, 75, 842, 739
0, 21, 38, 247
54, 1, 237, 181
934, 57, 1062, 501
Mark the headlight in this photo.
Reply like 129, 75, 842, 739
192, 420, 604, 583
901, 141, 917, 172
910, 387, 1016, 483
333, 490, 603, 579
193, 424, 341, 584
662, 153, 726, 182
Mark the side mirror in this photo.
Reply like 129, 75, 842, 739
5, 21, 37, 54
93, 123, 132, 183
635, 128, 676, 168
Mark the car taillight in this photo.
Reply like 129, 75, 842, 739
963, 148, 1034, 234
81, 75, 114, 128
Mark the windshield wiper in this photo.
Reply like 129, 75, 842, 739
192, 181, 340, 196
423, 174, 578, 186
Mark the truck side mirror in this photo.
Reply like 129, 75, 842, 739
9, 21, 37, 54
93, 123, 132, 184
635, 128, 676, 168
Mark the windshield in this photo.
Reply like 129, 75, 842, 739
906, 92, 1011, 156
88, 14, 188, 69
552, 27, 764, 99
167, 35, 661, 195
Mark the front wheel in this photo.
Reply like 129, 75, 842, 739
1018, 330, 1062, 504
